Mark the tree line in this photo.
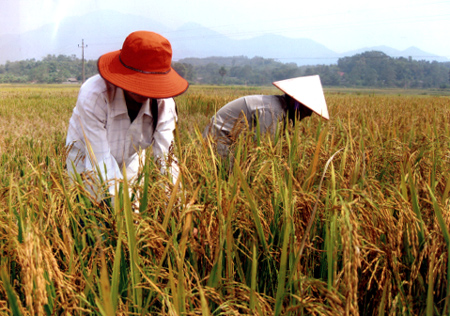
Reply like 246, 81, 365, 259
1, 51, 449, 89
0, 54, 98, 84
175, 52, 450, 89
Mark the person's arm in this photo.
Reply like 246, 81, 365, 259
207, 97, 249, 159
76, 90, 123, 195
151, 98, 179, 184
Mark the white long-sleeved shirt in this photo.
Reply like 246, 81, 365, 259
202, 95, 287, 158
66, 74, 178, 196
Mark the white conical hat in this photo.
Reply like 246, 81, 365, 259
272, 75, 329, 120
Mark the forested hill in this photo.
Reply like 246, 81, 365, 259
175, 52, 450, 89
1, 51, 449, 89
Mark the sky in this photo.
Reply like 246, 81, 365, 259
1, 0, 449, 58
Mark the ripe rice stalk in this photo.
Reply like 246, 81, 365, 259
179, 183, 202, 259
8, 176, 24, 244
290, 148, 343, 285
54, 160, 74, 215
167, 257, 181, 315
161, 174, 181, 231
255, 111, 262, 147
302, 126, 328, 191
138, 155, 150, 214
407, 162, 425, 247
175, 241, 187, 314
1, 267, 24, 316
273, 181, 293, 316
191, 270, 212, 316
339, 142, 349, 176
377, 274, 390, 316
349, 156, 361, 189
121, 165, 142, 310
43, 271, 56, 316
80, 250, 98, 310
427, 184, 450, 314
347, 112, 354, 154
250, 240, 258, 312
225, 180, 238, 284
286, 276, 344, 315
441, 168, 450, 205
326, 163, 338, 292
110, 196, 123, 314
97, 248, 114, 316
235, 164, 269, 255
341, 202, 361, 316
400, 162, 408, 201
206, 228, 224, 289
3, 86, 450, 314
288, 120, 299, 167
426, 241, 437, 316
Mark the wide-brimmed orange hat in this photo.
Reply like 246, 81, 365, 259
98, 31, 188, 98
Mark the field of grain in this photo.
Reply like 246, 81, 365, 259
0, 84, 450, 315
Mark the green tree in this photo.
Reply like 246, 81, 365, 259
219, 66, 227, 84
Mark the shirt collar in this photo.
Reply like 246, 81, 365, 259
141, 100, 152, 117
109, 88, 151, 118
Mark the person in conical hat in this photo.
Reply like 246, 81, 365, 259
66, 31, 189, 205
202, 75, 329, 159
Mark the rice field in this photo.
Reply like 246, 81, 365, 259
0, 83, 450, 315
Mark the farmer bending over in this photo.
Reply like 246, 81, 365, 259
203, 75, 329, 160
66, 31, 188, 204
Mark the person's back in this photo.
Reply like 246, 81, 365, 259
203, 95, 286, 158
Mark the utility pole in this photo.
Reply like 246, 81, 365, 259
78, 39, 88, 83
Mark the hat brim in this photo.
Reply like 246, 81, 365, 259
273, 75, 329, 120
98, 50, 189, 99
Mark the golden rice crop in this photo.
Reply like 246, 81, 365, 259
0, 84, 449, 315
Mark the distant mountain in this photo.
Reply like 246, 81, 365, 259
168, 22, 237, 59
0, 10, 171, 64
0, 10, 447, 65
169, 24, 340, 65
